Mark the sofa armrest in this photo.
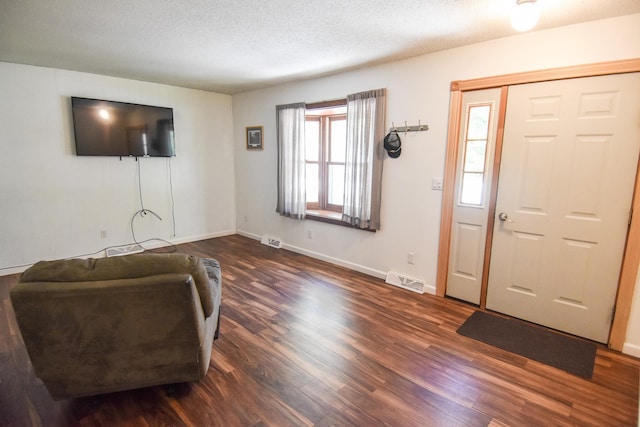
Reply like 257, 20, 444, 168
201, 258, 222, 310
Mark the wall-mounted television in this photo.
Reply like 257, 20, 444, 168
71, 97, 175, 157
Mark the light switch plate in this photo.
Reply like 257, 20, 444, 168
432, 178, 443, 191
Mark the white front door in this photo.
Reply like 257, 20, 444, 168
486, 73, 640, 343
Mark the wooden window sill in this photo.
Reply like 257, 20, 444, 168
306, 209, 343, 224
306, 209, 375, 232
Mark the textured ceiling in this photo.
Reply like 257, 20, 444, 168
1, 0, 639, 94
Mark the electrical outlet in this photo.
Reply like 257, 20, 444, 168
307, 229, 313, 239
100, 229, 108, 239
407, 252, 415, 264
244, 215, 248, 223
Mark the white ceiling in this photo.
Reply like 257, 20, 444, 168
1, 0, 639, 94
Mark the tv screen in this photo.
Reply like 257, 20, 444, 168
71, 97, 175, 157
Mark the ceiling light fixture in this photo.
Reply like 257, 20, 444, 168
511, 0, 540, 32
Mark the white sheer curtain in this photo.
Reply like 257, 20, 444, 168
276, 102, 307, 219
342, 89, 386, 230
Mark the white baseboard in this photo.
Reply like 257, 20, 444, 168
622, 342, 640, 358
237, 229, 387, 279
235, 229, 435, 294
3, 229, 437, 297
423, 283, 437, 295
169, 230, 236, 246
282, 243, 437, 294
236, 229, 261, 241
0, 230, 237, 277
282, 242, 388, 281
0, 265, 30, 276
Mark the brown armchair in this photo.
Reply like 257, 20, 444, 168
10, 252, 221, 400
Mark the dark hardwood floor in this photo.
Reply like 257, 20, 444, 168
1, 234, 639, 426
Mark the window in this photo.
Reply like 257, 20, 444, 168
276, 89, 385, 229
460, 104, 492, 206
305, 101, 347, 214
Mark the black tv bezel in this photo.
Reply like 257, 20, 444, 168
70, 96, 176, 158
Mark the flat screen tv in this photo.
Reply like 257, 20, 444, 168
71, 97, 175, 157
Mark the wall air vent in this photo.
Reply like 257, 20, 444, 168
385, 271, 426, 294
260, 235, 282, 249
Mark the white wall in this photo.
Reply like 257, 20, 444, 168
0, 63, 236, 273
232, 14, 640, 352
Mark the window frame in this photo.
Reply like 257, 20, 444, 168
305, 115, 322, 211
305, 100, 347, 214
458, 102, 493, 208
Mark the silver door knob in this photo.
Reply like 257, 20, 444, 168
498, 212, 513, 222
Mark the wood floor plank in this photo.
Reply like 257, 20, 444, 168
1, 234, 638, 426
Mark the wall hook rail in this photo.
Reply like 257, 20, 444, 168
390, 121, 429, 133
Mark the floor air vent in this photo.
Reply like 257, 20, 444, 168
260, 235, 282, 249
106, 244, 144, 257
385, 271, 426, 294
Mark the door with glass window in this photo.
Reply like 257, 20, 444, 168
486, 73, 640, 343
446, 88, 502, 304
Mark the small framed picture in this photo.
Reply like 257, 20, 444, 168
246, 126, 264, 150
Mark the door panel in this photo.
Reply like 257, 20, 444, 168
486, 73, 640, 343
453, 223, 483, 277
446, 88, 501, 304
519, 136, 555, 212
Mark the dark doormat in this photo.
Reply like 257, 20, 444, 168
457, 310, 597, 379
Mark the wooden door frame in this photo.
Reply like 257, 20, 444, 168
436, 58, 640, 350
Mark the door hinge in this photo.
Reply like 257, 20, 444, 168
629, 208, 633, 226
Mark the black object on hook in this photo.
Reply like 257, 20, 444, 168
383, 129, 402, 158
